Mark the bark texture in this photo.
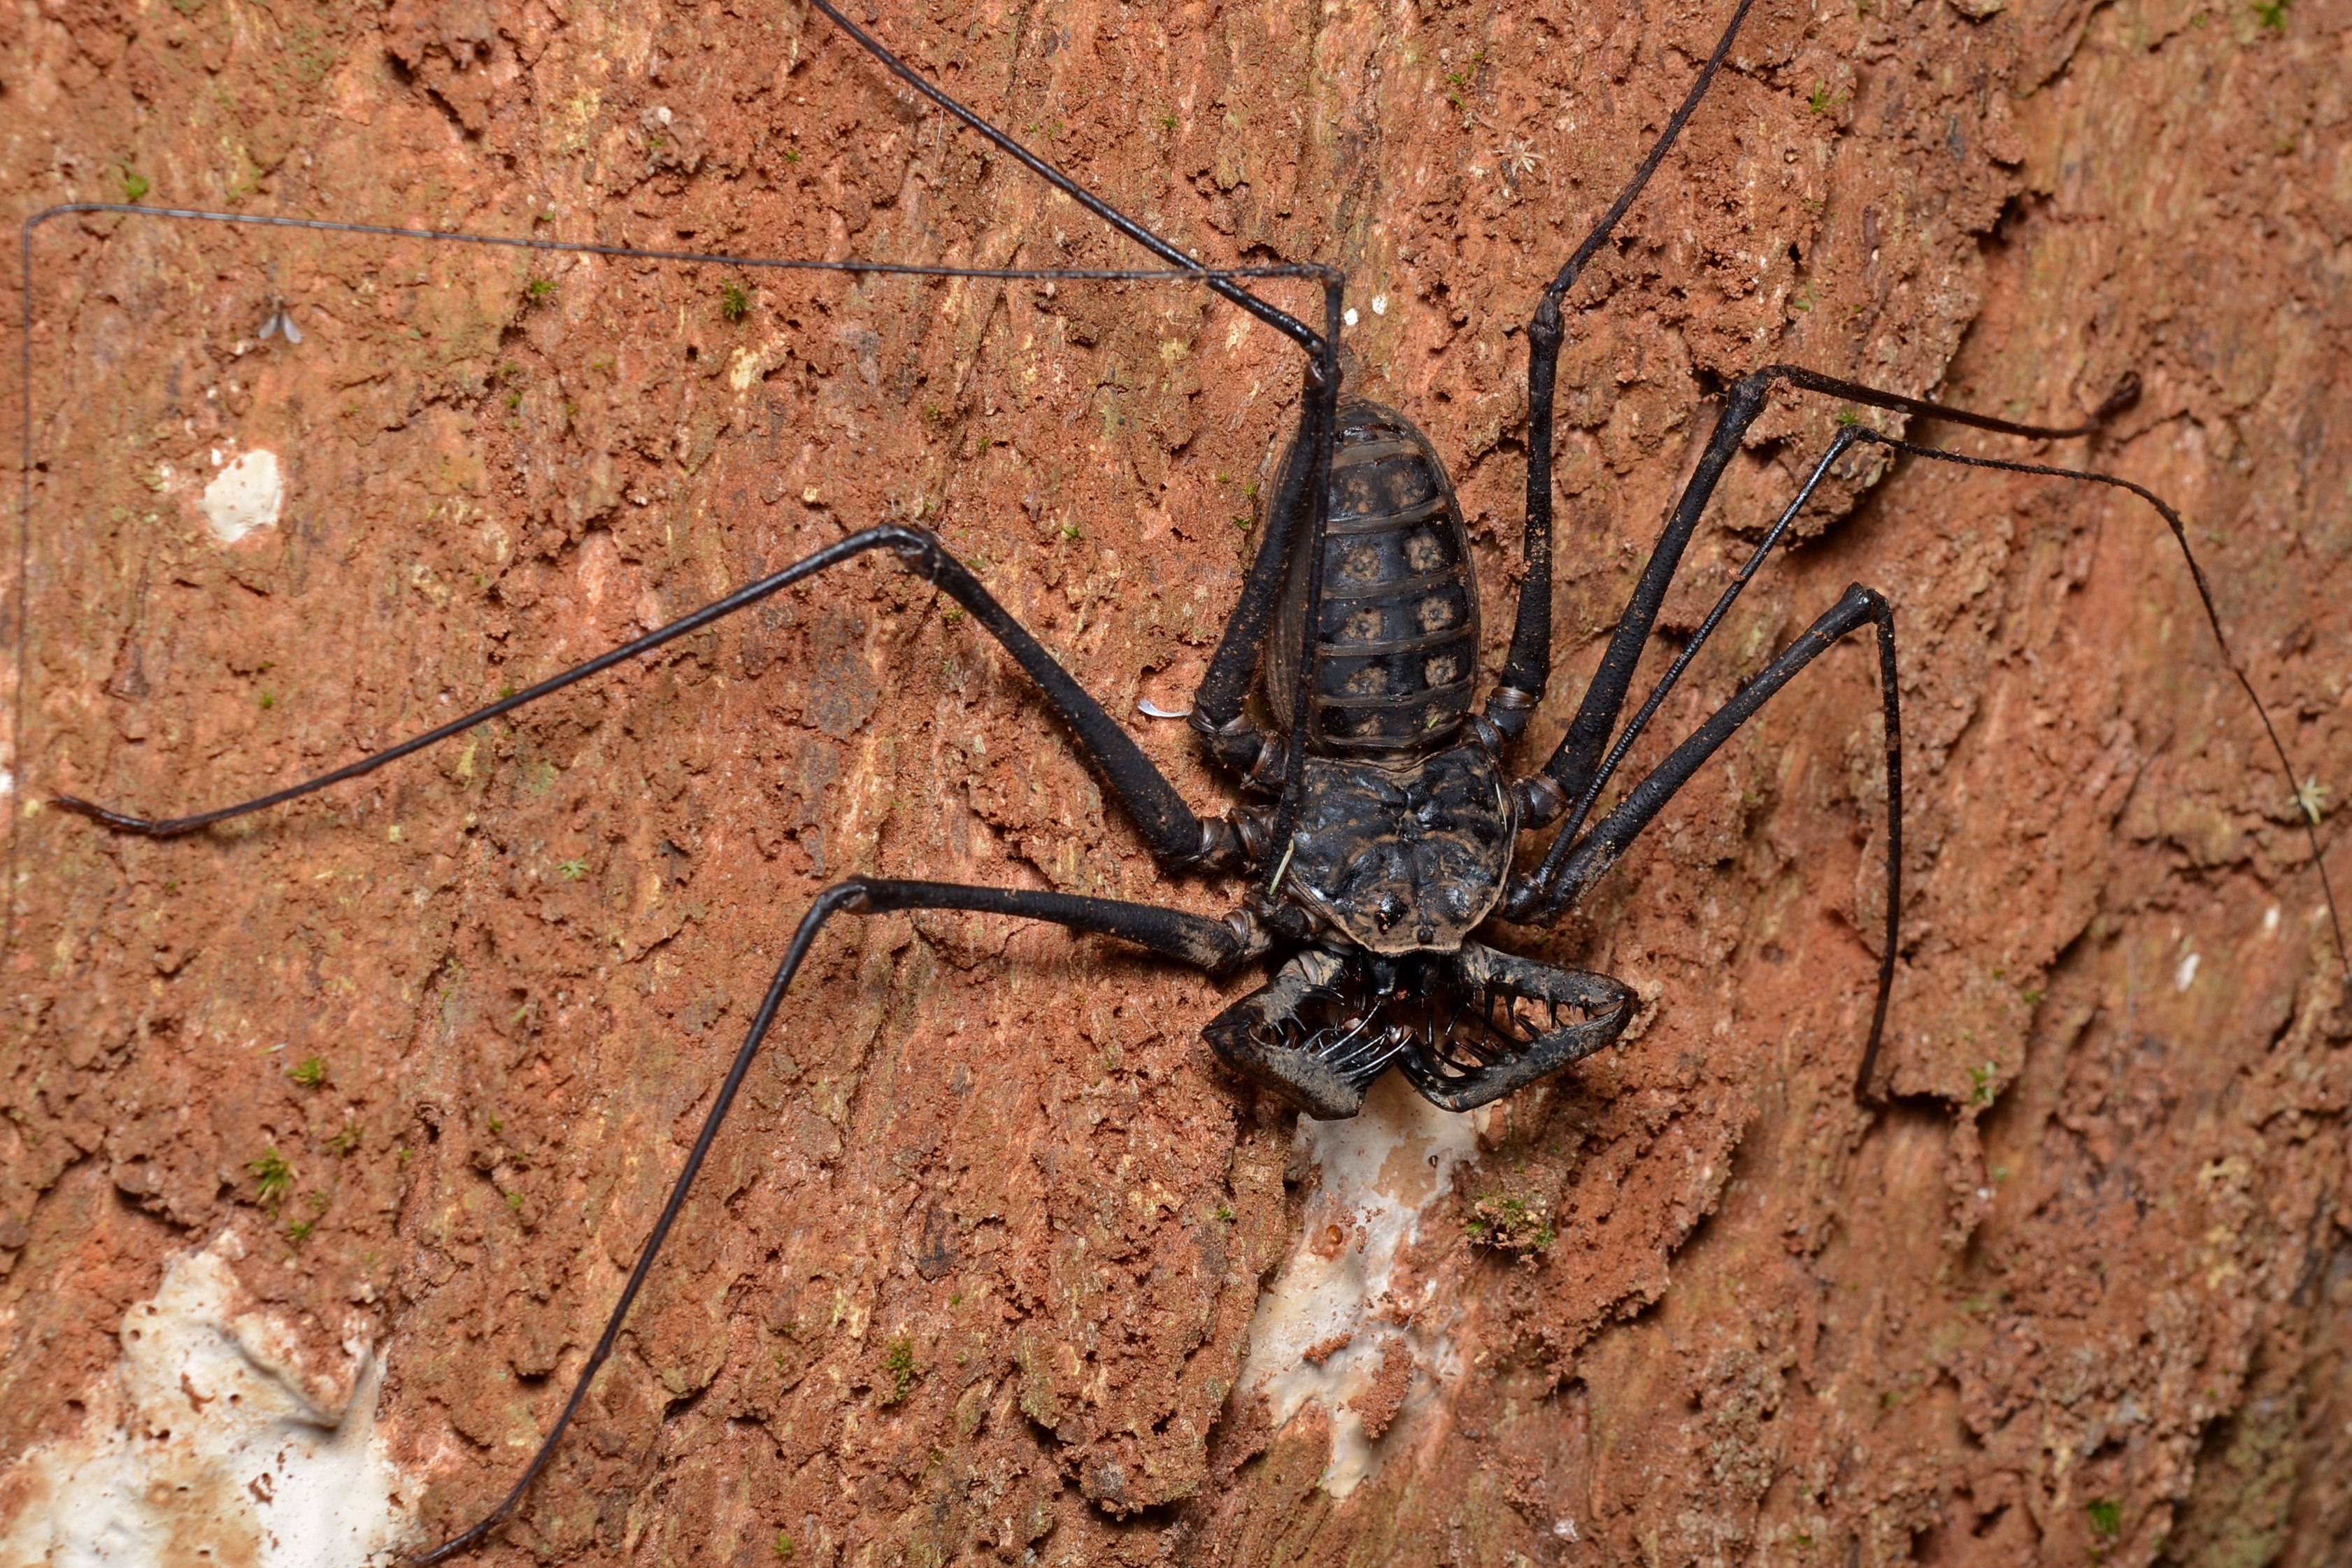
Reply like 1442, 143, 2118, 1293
2, 0, 2350, 1562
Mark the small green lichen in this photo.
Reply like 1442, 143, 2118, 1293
2087, 1498, 2122, 1539
289, 1055, 327, 1088
721, 280, 751, 322
119, 163, 150, 202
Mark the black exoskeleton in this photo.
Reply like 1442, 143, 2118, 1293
1199, 399, 1623, 1119
41, 0, 2344, 1555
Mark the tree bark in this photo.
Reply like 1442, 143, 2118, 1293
3, 0, 2348, 1563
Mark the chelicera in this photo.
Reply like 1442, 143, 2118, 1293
29, 0, 2343, 1556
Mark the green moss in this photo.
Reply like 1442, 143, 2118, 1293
248, 1149, 294, 1209
880, 1337, 920, 1404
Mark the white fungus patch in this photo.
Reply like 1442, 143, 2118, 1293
1239, 1073, 1482, 1497
201, 450, 285, 545
0, 1235, 422, 1568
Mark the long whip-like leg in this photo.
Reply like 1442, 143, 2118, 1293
409, 877, 1259, 1563
1509, 427, 1868, 911
1530, 584, 1904, 1099
1847, 429, 2349, 981
804, 0, 1326, 356
1533, 366, 2121, 820
55, 525, 1257, 869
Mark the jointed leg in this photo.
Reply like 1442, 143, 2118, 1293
1527, 365, 2118, 824
1846, 429, 2348, 979
414, 876, 1263, 1563
57, 525, 1260, 871
1516, 583, 1904, 1100
1519, 425, 1867, 876
1188, 393, 1330, 784
1488, 0, 1764, 743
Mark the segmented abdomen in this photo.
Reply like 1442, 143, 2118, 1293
1269, 402, 1480, 755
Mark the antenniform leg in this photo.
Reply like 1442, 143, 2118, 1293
1524, 365, 2125, 825
56, 525, 1262, 871
1521, 583, 1905, 1100
414, 877, 1264, 1563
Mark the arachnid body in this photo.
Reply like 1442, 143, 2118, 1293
13, 0, 2350, 1561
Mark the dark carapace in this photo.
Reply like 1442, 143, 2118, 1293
1202, 400, 1628, 1119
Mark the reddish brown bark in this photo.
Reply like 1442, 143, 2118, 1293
3, 0, 2349, 1563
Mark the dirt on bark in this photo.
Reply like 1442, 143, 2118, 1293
3, 0, 2351, 1564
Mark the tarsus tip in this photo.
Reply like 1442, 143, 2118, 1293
52, 796, 163, 834
2093, 371, 2143, 424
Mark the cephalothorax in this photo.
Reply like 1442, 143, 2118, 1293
31, 0, 2345, 1557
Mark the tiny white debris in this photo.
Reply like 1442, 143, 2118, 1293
201, 450, 284, 544
1371, 294, 1388, 315
2174, 950, 2200, 992
1343, 306, 1360, 328
0, 1236, 423, 1567
1553, 1518, 1581, 1542
657, 104, 673, 125
0, 769, 13, 797
2263, 904, 2281, 935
